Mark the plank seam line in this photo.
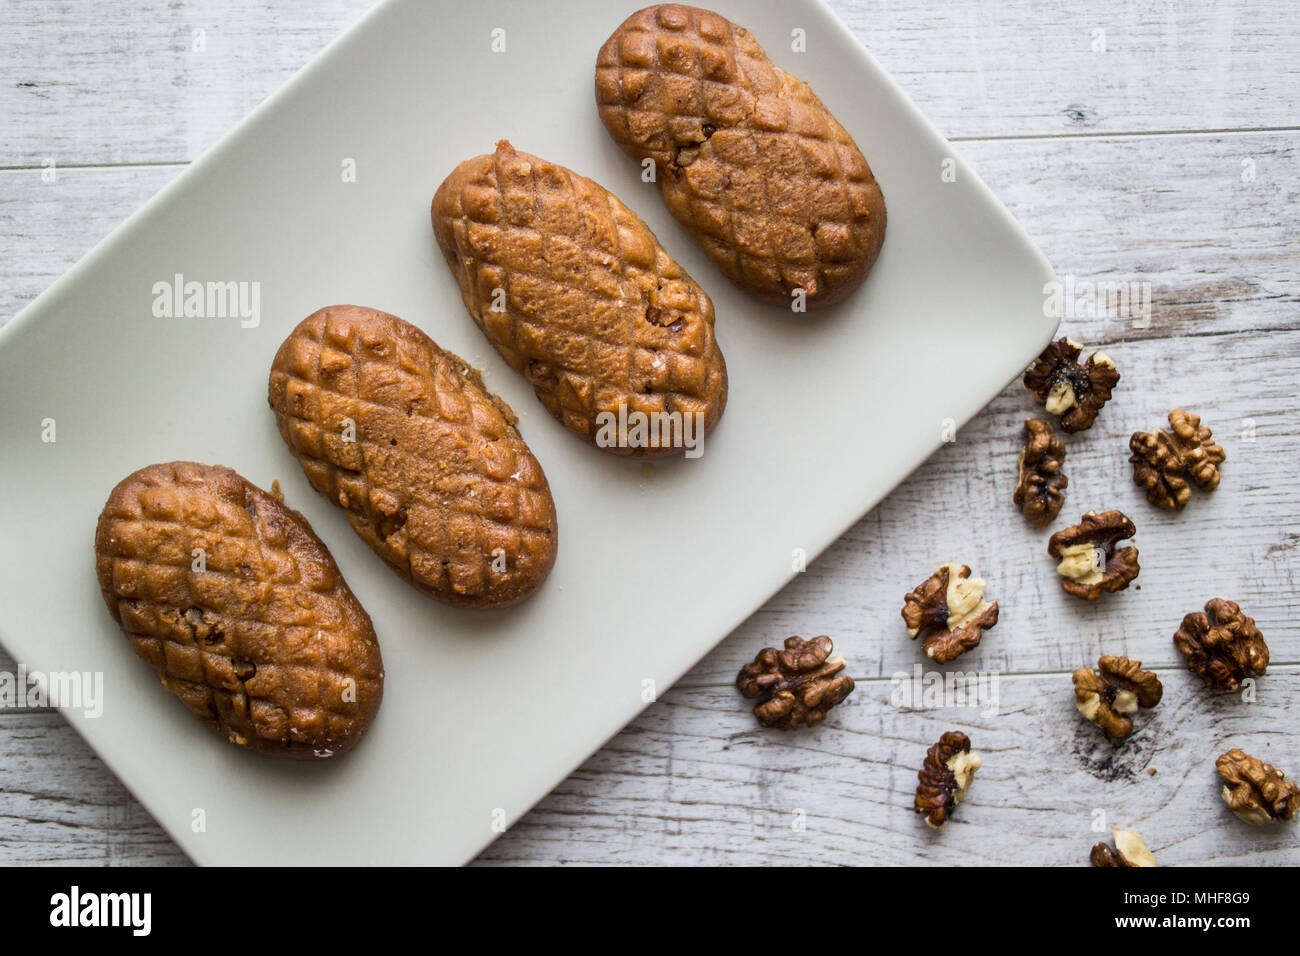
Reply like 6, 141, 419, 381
673, 660, 1300, 690
1090, 323, 1300, 349
950, 126, 1300, 143
2, 125, 1298, 174
0, 160, 189, 173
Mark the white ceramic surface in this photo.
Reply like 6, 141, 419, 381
0, 0, 1057, 865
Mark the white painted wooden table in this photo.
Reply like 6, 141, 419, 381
2, 0, 1297, 866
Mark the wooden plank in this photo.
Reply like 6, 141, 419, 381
2, 0, 1298, 168
4, 132, 1297, 331
0, 0, 372, 167
477, 669, 1300, 865
0, 163, 180, 320
0, 713, 188, 865
2, 147, 1296, 677
830, 0, 1300, 140
3, 672, 1294, 867
962, 133, 1300, 346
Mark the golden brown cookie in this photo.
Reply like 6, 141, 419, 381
268, 305, 558, 608
94, 461, 384, 759
596, 4, 887, 308
432, 140, 727, 458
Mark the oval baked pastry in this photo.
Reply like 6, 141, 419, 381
596, 4, 887, 308
432, 140, 727, 458
268, 305, 558, 608
94, 461, 383, 759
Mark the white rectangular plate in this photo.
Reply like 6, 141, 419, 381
0, 0, 1057, 865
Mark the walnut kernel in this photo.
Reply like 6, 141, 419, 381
1048, 510, 1139, 600
1013, 418, 1068, 526
901, 563, 999, 663
1072, 656, 1163, 739
1023, 338, 1119, 432
1216, 749, 1300, 825
1090, 828, 1158, 867
736, 635, 854, 730
914, 730, 982, 829
1129, 409, 1226, 510
1173, 599, 1268, 692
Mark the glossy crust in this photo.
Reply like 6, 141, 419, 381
94, 461, 384, 759
268, 305, 558, 608
596, 4, 887, 307
432, 141, 727, 458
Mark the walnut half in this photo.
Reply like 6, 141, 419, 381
1090, 828, 1158, 867
1013, 418, 1067, 526
736, 635, 854, 730
914, 730, 981, 829
1023, 337, 1119, 433
1216, 749, 1300, 826
1048, 510, 1139, 600
1174, 599, 1269, 692
1130, 409, 1226, 510
901, 563, 999, 663
1073, 656, 1163, 739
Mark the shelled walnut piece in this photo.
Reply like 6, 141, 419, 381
901, 564, 999, 663
1090, 828, 1158, 867
1174, 599, 1269, 691
1072, 656, 1163, 739
1013, 418, 1067, 525
1048, 510, 1139, 600
1216, 750, 1300, 826
736, 635, 854, 730
1130, 409, 1226, 510
1022, 338, 1119, 433
914, 731, 982, 829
